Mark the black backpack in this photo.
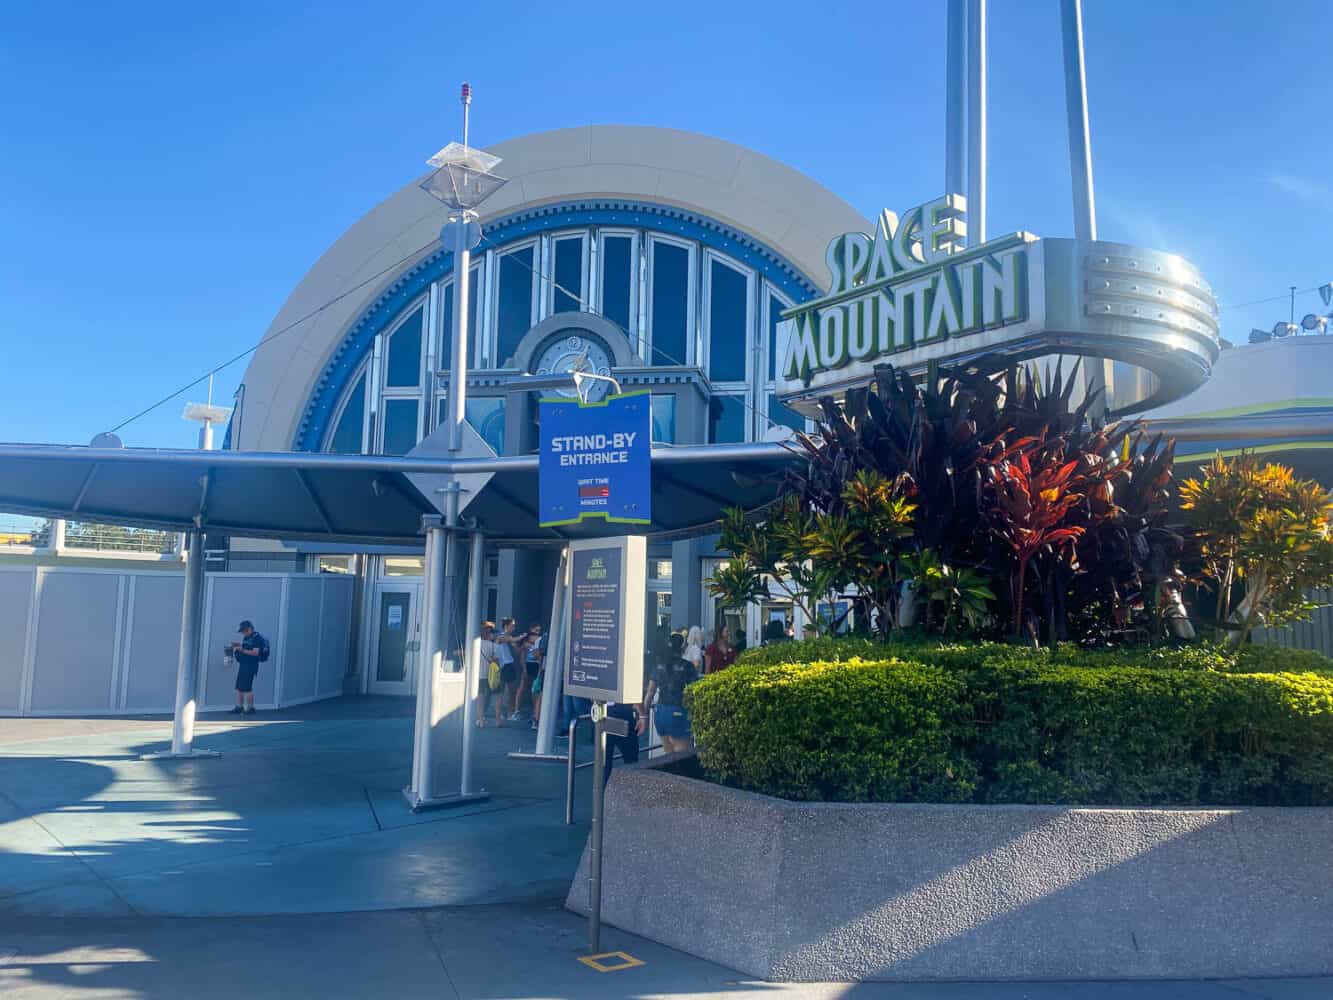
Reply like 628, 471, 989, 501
255, 634, 271, 663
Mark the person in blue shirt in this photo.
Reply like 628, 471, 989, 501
228, 620, 269, 715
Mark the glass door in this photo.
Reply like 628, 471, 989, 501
369, 583, 421, 695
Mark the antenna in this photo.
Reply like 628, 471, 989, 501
461, 81, 472, 150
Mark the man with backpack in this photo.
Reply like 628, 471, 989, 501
229, 620, 270, 715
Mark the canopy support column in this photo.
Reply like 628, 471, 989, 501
405, 511, 489, 811
510, 544, 570, 762
459, 529, 485, 794
146, 528, 220, 760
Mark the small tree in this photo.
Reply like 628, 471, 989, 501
1181, 454, 1333, 647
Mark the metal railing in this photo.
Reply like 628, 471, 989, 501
63, 521, 179, 554
564, 712, 661, 825
0, 513, 179, 555
564, 714, 593, 825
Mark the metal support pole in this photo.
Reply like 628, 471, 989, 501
408, 517, 444, 804
945, 0, 967, 198
966, 0, 987, 246
1059, 0, 1112, 410
534, 546, 569, 754
147, 529, 218, 759
1060, 0, 1097, 243
460, 530, 484, 795
447, 220, 472, 455
589, 705, 607, 954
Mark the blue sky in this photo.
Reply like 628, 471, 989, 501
2, 1, 1329, 449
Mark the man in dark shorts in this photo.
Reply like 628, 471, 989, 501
229, 620, 269, 715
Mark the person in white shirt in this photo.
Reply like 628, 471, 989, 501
682, 626, 706, 671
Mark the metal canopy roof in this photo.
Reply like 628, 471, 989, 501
0, 441, 796, 546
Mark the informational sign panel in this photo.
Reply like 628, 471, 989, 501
538, 391, 651, 528
564, 535, 646, 703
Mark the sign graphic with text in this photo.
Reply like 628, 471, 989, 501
564, 536, 646, 703
538, 391, 651, 528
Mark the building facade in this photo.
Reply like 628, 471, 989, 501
229, 126, 869, 693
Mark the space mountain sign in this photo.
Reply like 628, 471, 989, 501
774, 193, 1223, 415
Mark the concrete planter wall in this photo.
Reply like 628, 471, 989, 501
566, 765, 1333, 982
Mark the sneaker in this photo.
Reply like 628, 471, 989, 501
509, 711, 521, 722
530, 719, 539, 731
228, 706, 244, 715
243, 707, 256, 715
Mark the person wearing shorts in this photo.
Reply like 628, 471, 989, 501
639, 632, 698, 754
511, 622, 544, 723
473, 621, 502, 727
494, 618, 519, 726
228, 620, 268, 715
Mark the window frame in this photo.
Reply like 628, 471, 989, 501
548, 231, 588, 316
645, 234, 697, 368
323, 358, 371, 454
380, 298, 428, 393
702, 250, 755, 388
596, 229, 640, 350
489, 239, 540, 369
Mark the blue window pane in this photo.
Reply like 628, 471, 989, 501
328, 373, 365, 453
709, 395, 747, 444
385, 307, 423, 387
650, 394, 675, 444
601, 236, 632, 335
768, 394, 805, 433
709, 261, 747, 382
553, 238, 582, 313
768, 294, 786, 381
651, 242, 688, 367
437, 397, 506, 456
497, 247, 534, 366
437, 268, 479, 370
382, 399, 420, 456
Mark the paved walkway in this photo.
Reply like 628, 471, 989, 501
0, 900, 1328, 999
0, 698, 590, 916
1, 700, 1330, 998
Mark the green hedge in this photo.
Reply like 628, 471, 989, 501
736, 635, 1333, 676
686, 641, 1333, 806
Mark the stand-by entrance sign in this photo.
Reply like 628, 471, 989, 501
564, 535, 645, 703
538, 391, 651, 528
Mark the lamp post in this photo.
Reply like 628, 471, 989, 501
406, 84, 507, 808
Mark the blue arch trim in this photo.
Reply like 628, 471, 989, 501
292, 199, 822, 451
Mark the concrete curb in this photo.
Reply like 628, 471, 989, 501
566, 766, 1333, 982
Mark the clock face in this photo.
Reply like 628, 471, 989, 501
533, 333, 615, 402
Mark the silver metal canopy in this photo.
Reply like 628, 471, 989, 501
0, 441, 795, 546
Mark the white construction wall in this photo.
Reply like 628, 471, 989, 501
0, 567, 353, 717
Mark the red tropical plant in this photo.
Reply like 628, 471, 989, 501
983, 437, 1087, 639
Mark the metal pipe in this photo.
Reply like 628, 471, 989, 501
408, 517, 445, 805
1139, 413, 1333, 442
169, 529, 205, 754
589, 711, 606, 953
945, 0, 967, 198
966, 0, 987, 246
564, 713, 593, 825
448, 220, 471, 455
1060, 0, 1098, 242
0, 440, 800, 475
460, 529, 485, 795
535, 546, 569, 754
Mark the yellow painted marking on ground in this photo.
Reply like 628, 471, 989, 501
578, 951, 645, 972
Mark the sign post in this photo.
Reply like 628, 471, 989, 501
562, 535, 647, 954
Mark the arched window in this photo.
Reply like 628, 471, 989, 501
319, 218, 813, 457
